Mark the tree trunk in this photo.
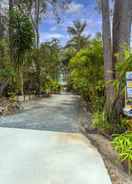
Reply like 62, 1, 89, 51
19, 67, 24, 96
16, 66, 24, 96
101, 0, 114, 111
0, 80, 9, 96
35, 62, 41, 95
0, 4, 5, 38
113, 0, 132, 64
34, 0, 41, 94
112, 0, 132, 121
35, 0, 40, 48
9, 0, 14, 63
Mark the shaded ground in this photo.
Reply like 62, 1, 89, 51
0, 94, 80, 132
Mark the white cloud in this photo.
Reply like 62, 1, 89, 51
0, 0, 8, 9
40, 32, 65, 42
66, 2, 84, 14
50, 26, 58, 32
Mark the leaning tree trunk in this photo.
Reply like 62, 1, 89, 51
101, 0, 114, 113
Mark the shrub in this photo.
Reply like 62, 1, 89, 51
50, 80, 61, 93
111, 117, 130, 134
112, 132, 132, 175
69, 39, 104, 112
42, 79, 61, 94
92, 111, 111, 133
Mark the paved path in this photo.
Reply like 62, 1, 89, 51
0, 94, 80, 132
0, 94, 112, 184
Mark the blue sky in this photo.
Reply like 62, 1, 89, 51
39, 0, 101, 45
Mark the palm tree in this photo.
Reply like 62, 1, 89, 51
67, 20, 89, 51
68, 20, 86, 37
66, 35, 90, 51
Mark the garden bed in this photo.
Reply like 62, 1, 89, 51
0, 97, 22, 116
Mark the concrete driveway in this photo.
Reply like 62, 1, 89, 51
0, 127, 111, 184
0, 94, 112, 184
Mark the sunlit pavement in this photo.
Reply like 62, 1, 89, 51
0, 94, 112, 184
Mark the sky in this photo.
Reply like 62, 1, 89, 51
0, 0, 102, 45
39, 0, 102, 45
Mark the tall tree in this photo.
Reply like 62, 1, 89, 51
113, 0, 132, 63
16, 0, 70, 48
30, 0, 46, 48
10, 8, 34, 95
28, 0, 70, 93
0, 4, 6, 38
100, 0, 114, 111
67, 20, 88, 51
111, 0, 132, 120
34, 0, 40, 48
97, 0, 132, 118
9, 0, 15, 63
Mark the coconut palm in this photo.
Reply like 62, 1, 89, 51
67, 20, 89, 51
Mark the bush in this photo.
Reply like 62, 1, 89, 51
42, 79, 61, 94
112, 132, 132, 175
92, 111, 111, 133
111, 117, 130, 134
69, 39, 104, 111
50, 80, 61, 93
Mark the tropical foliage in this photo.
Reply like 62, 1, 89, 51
67, 20, 90, 51
69, 36, 104, 111
112, 132, 132, 175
